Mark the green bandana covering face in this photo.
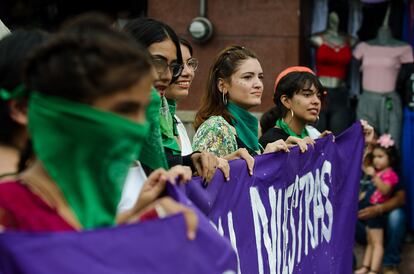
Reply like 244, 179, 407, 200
275, 118, 309, 138
138, 88, 168, 170
159, 95, 181, 155
227, 102, 261, 153
28, 92, 149, 229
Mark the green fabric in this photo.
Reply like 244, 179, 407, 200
227, 102, 260, 152
0, 84, 26, 100
138, 88, 168, 170
159, 95, 181, 155
28, 92, 149, 229
167, 98, 179, 136
275, 119, 309, 138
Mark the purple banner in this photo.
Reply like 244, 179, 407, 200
0, 209, 237, 274
184, 122, 364, 274
0, 123, 363, 274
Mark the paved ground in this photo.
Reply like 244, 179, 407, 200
354, 242, 414, 273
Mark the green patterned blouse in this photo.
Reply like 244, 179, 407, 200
192, 116, 238, 158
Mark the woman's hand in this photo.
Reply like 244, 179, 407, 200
191, 151, 220, 183
136, 166, 192, 208
216, 157, 230, 181
166, 165, 192, 184
360, 119, 374, 144
223, 148, 255, 176
263, 139, 290, 154
143, 197, 199, 240
285, 136, 312, 153
319, 130, 333, 140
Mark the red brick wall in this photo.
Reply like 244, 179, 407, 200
148, 0, 300, 112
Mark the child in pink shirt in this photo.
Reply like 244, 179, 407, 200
356, 134, 399, 274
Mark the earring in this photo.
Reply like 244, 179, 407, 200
222, 92, 228, 105
290, 109, 294, 118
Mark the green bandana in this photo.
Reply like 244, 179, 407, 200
159, 95, 181, 156
275, 119, 309, 138
227, 102, 261, 153
138, 88, 168, 170
167, 98, 179, 137
28, 92, 149, 229
0, 84, 26, 100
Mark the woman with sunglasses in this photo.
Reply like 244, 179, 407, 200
124, 18, 225, 183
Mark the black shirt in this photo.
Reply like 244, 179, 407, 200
259, 127, 290, 148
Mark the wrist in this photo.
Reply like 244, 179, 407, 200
375, 204, 383, 215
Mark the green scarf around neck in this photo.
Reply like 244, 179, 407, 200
28, 92, 149, 229
227, 102, 260, 153
166, 98, 179, 137
138, 88, 168, 170
159, 95, 181, 156
275, 118, 309, 138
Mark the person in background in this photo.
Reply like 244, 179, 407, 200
355, 134, 400, 274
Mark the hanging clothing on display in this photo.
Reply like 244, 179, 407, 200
353, 38, 413, 146
310, 12, 356, 135
396, 63, 414, 110
348, 0, 363, 98
315, 37, 352, 79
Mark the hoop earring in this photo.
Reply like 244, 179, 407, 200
222, 92, 228, 105
290, 109, 294, 118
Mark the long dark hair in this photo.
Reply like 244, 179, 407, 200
123, 17, 183, 82
194, 45, 258, 130
179, 37, 193, 56
260, 71, 325, 135
0, 30, 47, 146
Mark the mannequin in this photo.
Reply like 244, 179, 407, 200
310, 12, 357, 135
353, 7, 413, 147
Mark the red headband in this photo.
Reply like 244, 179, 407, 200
274, 66, 315, 94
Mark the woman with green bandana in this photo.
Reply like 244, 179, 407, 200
193, 46, 290, 168
259, 66, 328, 151
124, 18, 227, 183
259, 66, 374, 151
0, 19, 198, 238
0, 30, 47, 179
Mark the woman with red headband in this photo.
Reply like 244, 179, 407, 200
260, 66, 374, 148
259, 66, 327, 149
